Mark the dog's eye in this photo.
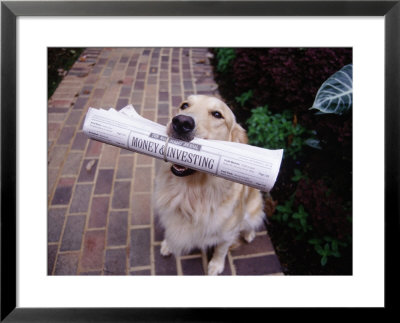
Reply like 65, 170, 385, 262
180, 102, 189, 110
211, 111, 224, 119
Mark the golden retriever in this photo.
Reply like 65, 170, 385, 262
154, 95, 265, 275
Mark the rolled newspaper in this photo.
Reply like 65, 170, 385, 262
82, 105, 283, 192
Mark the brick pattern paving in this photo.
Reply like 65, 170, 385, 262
48, 48, 283, 275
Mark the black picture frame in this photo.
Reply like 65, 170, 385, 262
1, 0, 398, 321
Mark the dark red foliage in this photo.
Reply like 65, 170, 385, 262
295, 178, 351, 240
214, 48, 352, 125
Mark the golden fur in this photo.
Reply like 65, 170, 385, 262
154, 95, 265, 275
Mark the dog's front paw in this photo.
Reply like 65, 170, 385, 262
160, 240, 172, 256
242, 230, 256, 243
208, 259, 225, 275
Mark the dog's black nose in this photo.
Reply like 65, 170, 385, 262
172, 115, 195, 134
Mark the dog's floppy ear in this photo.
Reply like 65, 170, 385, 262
230, 123, 248, 144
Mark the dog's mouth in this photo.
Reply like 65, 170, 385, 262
170, 164, 196, 177
167, 115, 197, 177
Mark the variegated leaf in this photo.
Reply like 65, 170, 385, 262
310, 64, 353, 115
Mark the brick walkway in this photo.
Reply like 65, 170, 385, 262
47, 48, 283, 275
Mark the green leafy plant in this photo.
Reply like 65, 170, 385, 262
214, 48, 236, 73
291, 169, 307, 182
246, 105, 315, 159
235, 89, 253, 107
274, 195, 311, 239
275, 194, 348, 266
309, 237, 347, 266
274, 197, 294, 223
291, 205, 312, 235
273, 175, 350, 267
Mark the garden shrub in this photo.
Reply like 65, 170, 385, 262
212, 48, 352, 273
294, 178, 352, 241
235, 89, 253, 107
246, 106, 315, 159
214, 48, 236, 73
272, 177, 351, 267
212, 48, 352, 126
246, 105, 352, 267
274, 194, 311, 239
